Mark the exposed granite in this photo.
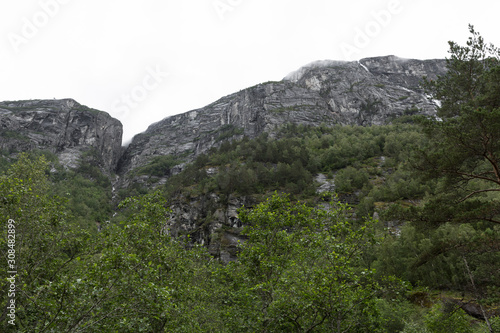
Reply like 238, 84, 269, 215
0, 99, 123, 172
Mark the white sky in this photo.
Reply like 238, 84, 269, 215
1, 0, 499, 144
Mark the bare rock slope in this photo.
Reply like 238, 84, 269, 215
0, 98, 123, 172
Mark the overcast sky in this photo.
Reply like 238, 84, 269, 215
1, 0, 499, 144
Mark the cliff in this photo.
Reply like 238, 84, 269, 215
0, 99, 123, 172
117, 56, 447, 183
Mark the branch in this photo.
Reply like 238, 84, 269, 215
458, 188, 500, 203
463, 256, 493, 332
441, 168, 500, 185
477, 218, 500, 225
40, 283, 68, 333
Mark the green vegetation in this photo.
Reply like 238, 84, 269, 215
165, 122, 425, 201
132, 155, 180, 177
0, 27, 499, 332
216, 124, 245, 141
0, 130, 29, 141
226, 194, 393, 332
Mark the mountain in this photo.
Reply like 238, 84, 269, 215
0, 56, 448, 258
0, 98, 123, 173
0, 56, 448, 259
117, 56, 446, 187
0, 56, 446, 179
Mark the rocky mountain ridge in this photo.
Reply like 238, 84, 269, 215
1, 56, 447, 181
117, 55, 447, 186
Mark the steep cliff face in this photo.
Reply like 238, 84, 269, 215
0, 99, 123, 172
118, 56, 447, 180
286, 56, 446, 125
165, 193, 255, 263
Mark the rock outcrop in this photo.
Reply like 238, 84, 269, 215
0, 99, 123, 172
165, 193, 255, 263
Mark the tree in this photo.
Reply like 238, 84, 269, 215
48, 190, 224, 332
0, 157, 224, 332
412, 25, 500, 226
382, 26, 500, 315
221, 193, 386, 332
0, 154, 90, 332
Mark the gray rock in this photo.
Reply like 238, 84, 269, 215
0, 99, 123, 172
165, 193, 253, 263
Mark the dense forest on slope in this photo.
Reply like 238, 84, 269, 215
1, 27, 500, 332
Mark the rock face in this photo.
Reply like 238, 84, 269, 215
165, 193, 255, 262
0, 99, 123, 172
118, 56, 447, 181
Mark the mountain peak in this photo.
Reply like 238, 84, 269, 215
284, 59, 351, 82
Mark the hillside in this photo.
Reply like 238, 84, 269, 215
0, 56, 448, 257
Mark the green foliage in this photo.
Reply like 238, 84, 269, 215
219, 193, 387, 332
401, 320, 431, 333
370, 166, 431, 202
335, 166, 370, 192
50, 155, 113, 231
375, 28, 500, 307
166, 123, 425, 202
424, 303, 472, 333
424, 25, 500, 119
216, 124, 244, 142
0, 154, 90, 333
0, 129, 29, 141
57, 191, 217, 332
133, 155, 180, 177
375, 298, 417, 333
409, 26, 500, 227
374, 222, 500, 293
489, 316, 500, 332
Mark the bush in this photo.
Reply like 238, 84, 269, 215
335, 166, 370, 193
134, 155, 180, 177
424, 303, 472, 333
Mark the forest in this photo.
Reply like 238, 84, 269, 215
1, 27, 499, 332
